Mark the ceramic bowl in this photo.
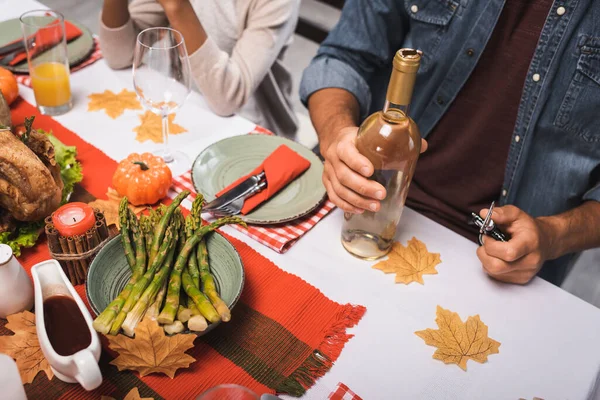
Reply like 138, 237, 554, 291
86, 232, 244, 336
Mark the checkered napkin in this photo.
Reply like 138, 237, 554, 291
170, 126, 335, 253
15, 35, 102, 87
328, 383, 363, 400
171, 171, 335, 253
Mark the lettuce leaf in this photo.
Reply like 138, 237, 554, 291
47, 133, 84, 203
0, 132, 84, 256
0, 220, 44, 257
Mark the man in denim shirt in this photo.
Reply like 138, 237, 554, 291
300, 0, 600, 286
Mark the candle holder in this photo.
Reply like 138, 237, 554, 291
45, 209, 112, 286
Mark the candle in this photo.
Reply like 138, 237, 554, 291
51, 203, 96, 237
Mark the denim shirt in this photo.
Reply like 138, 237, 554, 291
300, 0, 600, 284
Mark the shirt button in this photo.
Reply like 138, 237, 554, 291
411, 4, 419, 13
556, 6, 566, 15
514, 135, 521, 143
532, 73, 541, 82
436, 96, 445, 105
501, 189, 508, 197
466, 48, 475, 57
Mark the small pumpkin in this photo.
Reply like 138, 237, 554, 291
0, 67, 18, 106
113, 153, 172, 206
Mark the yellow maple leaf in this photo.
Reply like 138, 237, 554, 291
415, 306, 501, 371
133, 111, 187, 143
372, 237, 441, 284
107, 318, 196, 378
88, 188, 146, 229
101, 387, 154, 400
0, 310, 54, 384
88, 89, 142, 119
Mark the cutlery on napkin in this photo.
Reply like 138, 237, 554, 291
0, 20, 82, 66
214, 144, 311, 215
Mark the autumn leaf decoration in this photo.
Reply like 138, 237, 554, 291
415, 306, 501, 371
88, 89, 142, 119
107, 318, 196, 378
133, 111, 186, 144
372, 237, 441, 284
88, 188, 146, 229
0, 311, 54, 384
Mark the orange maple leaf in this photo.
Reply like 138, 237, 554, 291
88, 89, 142, 119
0, 311, 54, 384
372, 237, 441, 284
415, 306, 501, 371
107, 318, 196, 378
133, 111, 187, 143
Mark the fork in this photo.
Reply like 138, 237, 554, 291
211, 180, 267, 217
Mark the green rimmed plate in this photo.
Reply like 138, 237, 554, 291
192, 135, 326, 224
86, 232, 244, 336
0, 18, 95, 73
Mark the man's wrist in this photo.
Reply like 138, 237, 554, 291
536, 215, 566, 260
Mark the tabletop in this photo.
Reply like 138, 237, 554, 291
5, 1, 600, 399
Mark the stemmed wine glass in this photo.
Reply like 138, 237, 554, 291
133, 27, 192, 176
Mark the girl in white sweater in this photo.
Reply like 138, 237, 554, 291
100, 0, 300, 139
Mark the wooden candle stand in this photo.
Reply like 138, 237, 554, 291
45, 209, 112, 286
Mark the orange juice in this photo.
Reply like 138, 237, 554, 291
30, 62, 71, 107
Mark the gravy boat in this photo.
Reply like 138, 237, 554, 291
31, 260, 102, 391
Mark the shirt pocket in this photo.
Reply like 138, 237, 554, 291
553, 44, 600, 143
403, 0, 459, 72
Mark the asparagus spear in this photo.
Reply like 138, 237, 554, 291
109, 225, 176, 335
119, 197, 136, 271
185, 195, 204, 288
182, 267, 220, 323
121, 243, 177, 337
198, 238, 231, 322
186, 282, 208, 331
147, 279, 168, 321
177, 306, 192, 323
148, 191, 189, 265
161, 216, 244, 324
157, 214, 188, 325
129, 208, 146, 280
93, 275, 138, 334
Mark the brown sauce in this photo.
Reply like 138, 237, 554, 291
43, 295, 91, 356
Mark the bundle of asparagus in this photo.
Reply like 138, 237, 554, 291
92, 191, 245, 336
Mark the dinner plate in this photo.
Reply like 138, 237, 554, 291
86, 232, 245, 336
192, 135, 326, 225
0, 18, 95, 74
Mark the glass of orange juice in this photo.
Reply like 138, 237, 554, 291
20, 10, 72, 116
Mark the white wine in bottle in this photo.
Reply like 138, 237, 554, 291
341, 48, 422, 260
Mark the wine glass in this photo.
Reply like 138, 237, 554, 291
133, 27, 192, 176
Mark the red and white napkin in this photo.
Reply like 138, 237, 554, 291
328, 382, 363, 400
170, 127, 336, 253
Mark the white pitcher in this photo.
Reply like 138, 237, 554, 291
0, 244, 34, 318
31, 259, 103, 391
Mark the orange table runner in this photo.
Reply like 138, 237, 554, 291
2, 99, 366, 399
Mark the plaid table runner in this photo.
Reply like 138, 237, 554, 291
15, 36, 102, 87
3, 99, 366, 399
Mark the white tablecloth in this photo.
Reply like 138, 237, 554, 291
6, 1, 600, 399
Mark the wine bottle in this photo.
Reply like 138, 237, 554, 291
341, 48, 422, 260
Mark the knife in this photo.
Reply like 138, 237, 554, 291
0, 41, 25, 57
203, 171, 266, 212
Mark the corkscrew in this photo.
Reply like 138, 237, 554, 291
470, 201, 509, 246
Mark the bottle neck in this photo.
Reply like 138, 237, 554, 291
383, 100, 410, 120
384, 68, 417, 120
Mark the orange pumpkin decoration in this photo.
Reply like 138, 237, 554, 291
113, 153, 172, 206
0, 67, 18, 105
